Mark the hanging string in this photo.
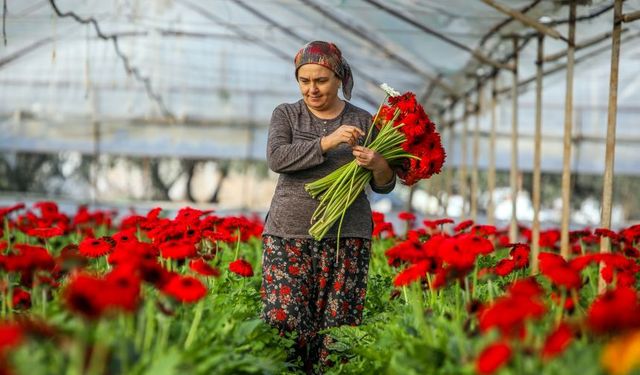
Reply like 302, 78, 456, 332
48, 0, 175, 120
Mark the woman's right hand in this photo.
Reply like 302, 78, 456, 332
320, 125, 365, 152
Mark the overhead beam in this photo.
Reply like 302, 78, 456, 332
481, 0, 569, 43
231, 0, 382, 105
495, 32, 640, 97
479, 0, 542, 47
543, 28, 628, 62
362, 0, 513, 71
297, 0, 458, 97
178, 0, 379, 107
622, 10, 640, 23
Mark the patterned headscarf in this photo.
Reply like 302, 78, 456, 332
294, 41, 354, 101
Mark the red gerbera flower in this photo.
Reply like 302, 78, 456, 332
476, 341, 512, 374
594, 228, 619, 241
0, 203, 25, 219
12, 288, 31, 310
159, 240, 197, 260
393, 260, 431, 286
63, 274, 109, 319
229, 259, 254, 277
138, 260, 173, 288
473, 224, 498, 236
103, 265, 141, 312
78, 237, 114, 258
454, 219, 474, 233
460, 233, 494, 256
398, 211, 416, 222
587, 286, 640, 334
189, 258, 220, 277
538, 252, 582, 290
507, 278, 544, 299
33, 201, 59, 218
0, 322, 23, 352
509, 244, 530, 269
494, 259, 515, 277
25, 226, 65, 238
433, 218, 454, 226
161, 275, 207, 303
541, 323, 574, 360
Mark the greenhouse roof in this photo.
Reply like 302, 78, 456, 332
1, 0, 640, 173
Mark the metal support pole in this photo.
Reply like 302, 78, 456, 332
560, 1, 577, 259
461, 100, 469, 220
92, 119, 100, 204
445, 111, 454, 217
471, 82, 481, 223
600, 0, 623, 291
531, 34, 544, 275
488, 77, 498, 226
509, 37, 519, 243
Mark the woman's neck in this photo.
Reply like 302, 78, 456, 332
306, 99, 345, 120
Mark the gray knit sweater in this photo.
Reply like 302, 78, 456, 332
262, 99, 396, 239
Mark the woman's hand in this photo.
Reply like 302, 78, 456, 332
352, 146, 394, 186
321, 125, 365, 152
351, 146, 386, 171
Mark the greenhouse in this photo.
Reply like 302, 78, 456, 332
1, 0, 640, 374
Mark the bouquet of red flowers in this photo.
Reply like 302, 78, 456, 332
305, 84, 446, 245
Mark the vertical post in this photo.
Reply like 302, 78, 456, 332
471, 81, 481, 223
433, 112, 446, 212
509, 37, 519, 243
244, 93, 257, 211
531, 34, 545, 275
488, 76, 498, 226
599, 0, 623, 291
460, 99, 469, 220
143, 157, 150, 199
560, 1, 577, 259
445, 110, 455, 217
92, 119, 100, 204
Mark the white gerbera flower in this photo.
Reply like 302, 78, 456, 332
380, 83, 400, 97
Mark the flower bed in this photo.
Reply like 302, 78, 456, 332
0, 201, 639, 374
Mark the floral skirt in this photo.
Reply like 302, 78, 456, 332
260, 235, 371, 371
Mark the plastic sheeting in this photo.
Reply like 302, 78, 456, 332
1, 0, 640, 173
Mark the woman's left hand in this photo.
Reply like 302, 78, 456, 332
352, 146, 388, 172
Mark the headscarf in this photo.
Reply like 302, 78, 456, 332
294, 41, 354, 101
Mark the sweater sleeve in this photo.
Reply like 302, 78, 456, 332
369, 171, 396, 194
266, 106, 326, 173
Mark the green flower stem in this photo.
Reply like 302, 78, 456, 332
472, 262, 479, 299
1, 275, 5, 319
233, 228, 241, 261
310, 171, 371, 240
314, 173, 355, 220
335, 161, 360, 264
154, 317, 171, 361
426, 273, 436, 306
6, 276, 13, 318
306, 104, 414, 241
86, 320, 109, 375
142, 299, 156, 355
362, 96, 392, 147
184, 300, 204, 349
555, 288, 567, 324
41, 285, 47, 317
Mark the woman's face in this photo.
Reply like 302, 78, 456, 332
297, 64, 341, 112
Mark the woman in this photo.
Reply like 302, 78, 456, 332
260, 41, 395, 372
